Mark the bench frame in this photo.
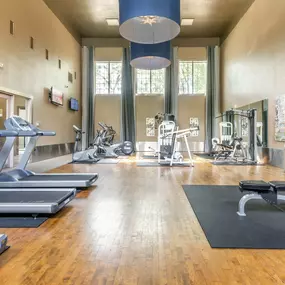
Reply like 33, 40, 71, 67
237, 183, 285, 216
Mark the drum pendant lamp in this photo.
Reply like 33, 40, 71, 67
130, 41, 171, 70
119, 0, 181, 44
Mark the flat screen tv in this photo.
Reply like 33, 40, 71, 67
49, 87, 64, 106
69, 98, 79, 111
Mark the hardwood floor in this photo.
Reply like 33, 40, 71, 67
1, 157, 285, 284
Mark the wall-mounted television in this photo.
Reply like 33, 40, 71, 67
69, 98, 79, 111
49, 87, 64, 106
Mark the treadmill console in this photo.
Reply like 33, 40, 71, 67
4, 116, 56, 137
5, 116, 34, 132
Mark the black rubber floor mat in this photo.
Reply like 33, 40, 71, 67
0, 217, 48, 228
183, 185, 285, 249
212, 161, 265, 166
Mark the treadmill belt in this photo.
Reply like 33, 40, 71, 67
22, 174, 96, 181
0, 191, 72, 203
0, 216, 48, 228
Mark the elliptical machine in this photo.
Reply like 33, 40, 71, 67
72, 125, 100, 164
91, 122, 134, 158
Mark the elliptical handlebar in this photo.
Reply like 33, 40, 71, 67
73, 125, 81, 132
98, 122, 107, 130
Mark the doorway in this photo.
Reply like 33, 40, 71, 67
0, 93, 14, 168
0, 91, 32, 169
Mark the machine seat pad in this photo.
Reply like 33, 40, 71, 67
239, 180, 271, 192
269, 181, 285, 191
216, 144, 232, 150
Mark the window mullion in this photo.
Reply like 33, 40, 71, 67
188, 63, 190, 95
192, 61, 194, 95
150, 70, 152, 94
108, 62, 110, 94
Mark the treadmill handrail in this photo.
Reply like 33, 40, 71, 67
36, 131, 56, 136
17, 130, 38, 137
0, 130, 18, 137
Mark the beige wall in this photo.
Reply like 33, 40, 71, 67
178, 47, 207, 61
136, 95, 164, 142
95, 48, 122, 61
94, 95, 121, 141
0, 0, 81, 146
177, 95, 206, 142
221, 0, 285, 148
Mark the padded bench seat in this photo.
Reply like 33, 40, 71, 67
240, 180, 285, 192
239, 180, 271, 192
269, 181, 285, 191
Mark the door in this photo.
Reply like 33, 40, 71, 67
13, 95, 32, 165
18, 107, 27, 153
0, 93, 14, 168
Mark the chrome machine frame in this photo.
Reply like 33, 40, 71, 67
158, 121, 196, 167
237, 193, 285, 216
214, 109, 258, 164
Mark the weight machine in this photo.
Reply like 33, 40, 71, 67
212, 109, 258, 164
157, 121, 197, 167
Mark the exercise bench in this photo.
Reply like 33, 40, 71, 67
237, 180, 285, 216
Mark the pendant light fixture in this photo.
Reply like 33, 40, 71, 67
130, 41, 171, 70
119, 0, 181, 44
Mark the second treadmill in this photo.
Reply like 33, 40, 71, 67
0, 116, 98, 189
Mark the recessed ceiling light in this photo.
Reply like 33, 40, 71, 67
106, 19, 119, 26
181, 19, 194, 26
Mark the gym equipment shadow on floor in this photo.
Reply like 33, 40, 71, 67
142, 155, 158, 159
96, 159, 121, 164
183, 185, 285, 249
137, 161, 191, 167
0, 216, 48, 228
194, 153, 213, 160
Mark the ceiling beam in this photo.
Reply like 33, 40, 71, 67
82, 37, 220, 47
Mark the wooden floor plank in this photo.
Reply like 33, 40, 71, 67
1, 158, 285, 284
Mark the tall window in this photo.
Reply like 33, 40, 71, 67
179, 61, 207, 95
95, 61, 122, 94
136, 69, 165, 95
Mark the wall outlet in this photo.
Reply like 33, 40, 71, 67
0, 62, 4, 69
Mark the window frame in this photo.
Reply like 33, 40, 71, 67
95, 61, 122, 95
178, 60, 207, 96
135, 69, 165, 96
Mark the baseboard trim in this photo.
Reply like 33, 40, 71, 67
31, 143, 74, 163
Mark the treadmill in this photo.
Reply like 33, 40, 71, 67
0, 116, 98, 188
0, 129, 76, 214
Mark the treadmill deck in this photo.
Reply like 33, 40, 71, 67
0, 174, 98, 188
0, 189, 76, 214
